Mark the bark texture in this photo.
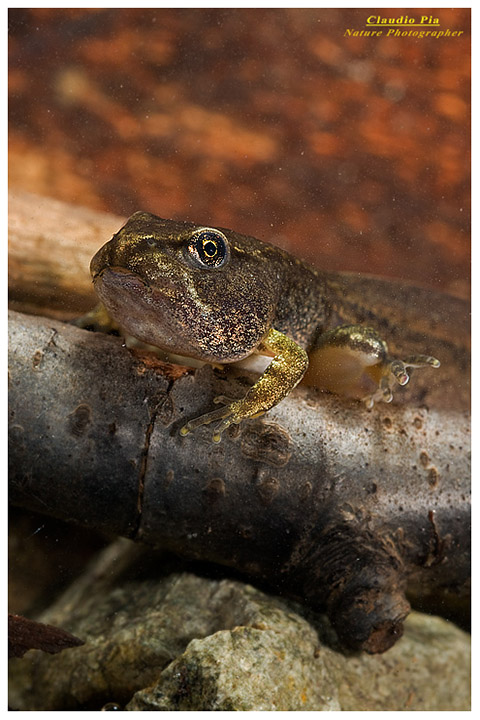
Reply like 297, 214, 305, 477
9, 309, 470, 653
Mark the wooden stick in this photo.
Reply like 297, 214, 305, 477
9, 309, 470, 653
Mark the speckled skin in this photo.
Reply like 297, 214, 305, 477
90, 212, 440, 440
90, 212, 328, 362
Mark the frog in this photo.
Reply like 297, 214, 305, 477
87, 211, 439, 442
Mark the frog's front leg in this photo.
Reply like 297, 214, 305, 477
72, 302, 121, 334
303, 325, 440, 408
180, 328, 309, 443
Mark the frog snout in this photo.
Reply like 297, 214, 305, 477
90, 245, 110, 279
90, 238, 124, 279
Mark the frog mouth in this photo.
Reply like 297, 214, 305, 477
92, 265, 153, 299
91, 265, 197, 356
92, 263, 146, 284
92, 265, 182, 314
90, 241, 152, 286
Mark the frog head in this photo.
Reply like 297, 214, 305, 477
90, 212, 281, 363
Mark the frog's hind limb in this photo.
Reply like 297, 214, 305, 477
303, 325, 440, 408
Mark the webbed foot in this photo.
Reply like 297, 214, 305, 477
363, 354, 440, 409
180, 396, 264, 443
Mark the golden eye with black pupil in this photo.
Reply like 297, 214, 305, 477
186, 228, 229, 269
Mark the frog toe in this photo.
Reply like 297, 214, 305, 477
390, 354, 440, 387
180, 397, 245, 443
363, 354, 440, 409
180, 403, 232, 442
363, 375, 393, 409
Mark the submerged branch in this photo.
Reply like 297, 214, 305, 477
9, 310, 470, 653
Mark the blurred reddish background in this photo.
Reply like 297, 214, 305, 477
8, 7, 470, 298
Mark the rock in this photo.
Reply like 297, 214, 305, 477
8, 541, 470, 711
127, 601, 470, 711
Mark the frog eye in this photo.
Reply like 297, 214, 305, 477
186, 228, 229, 269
